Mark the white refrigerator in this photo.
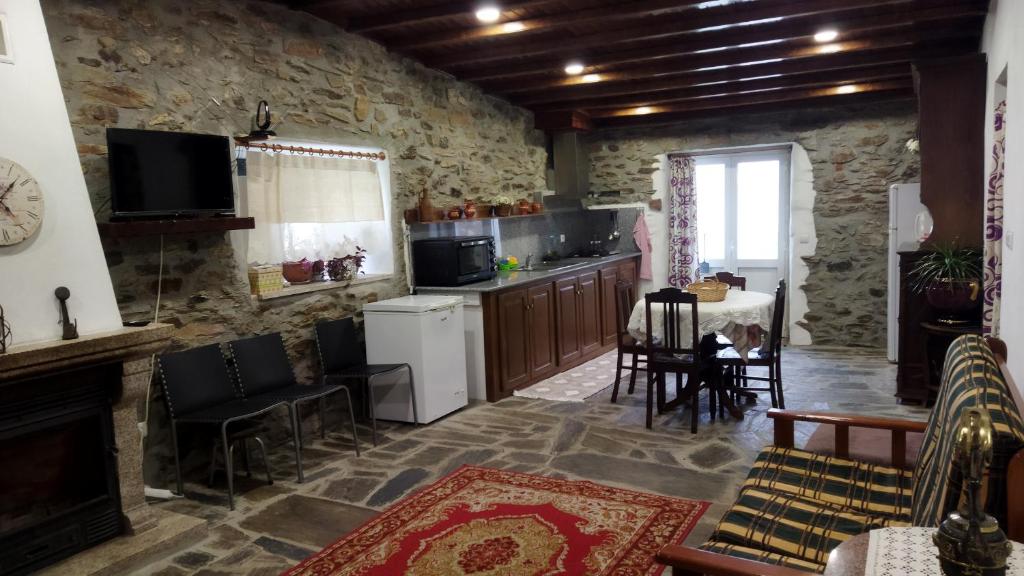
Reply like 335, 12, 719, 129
363, 295, 468, 423
887, 183, 925, 362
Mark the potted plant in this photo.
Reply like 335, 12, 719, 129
328, 246, 368, 282
910, 243, 983, 323
493, 195, 513, 217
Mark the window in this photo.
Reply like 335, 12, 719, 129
242, 142, 394, 276
695, 148, 789, 291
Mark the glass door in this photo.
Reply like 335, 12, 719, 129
695, 149, 789, 294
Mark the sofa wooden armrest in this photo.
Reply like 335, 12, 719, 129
768, 409, 928, 469
656, 544, 813, 576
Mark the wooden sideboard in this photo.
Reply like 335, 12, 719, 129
481, 256, 639, 401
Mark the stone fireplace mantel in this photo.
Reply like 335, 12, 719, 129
0, 324, 174, 537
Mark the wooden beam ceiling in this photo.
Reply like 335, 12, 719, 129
281, 0, 987, 129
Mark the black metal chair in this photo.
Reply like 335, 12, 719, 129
715, 279, 787, 410
611, 279, 646, 403
228, 333, 361, 483
644, 288, 708, 433
314, 317, 418, 446
157, 344, 291, 510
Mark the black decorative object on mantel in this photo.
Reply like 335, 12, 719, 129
54, 286, 78, 340
248, 100, 276, 141
0, 304, 11, 353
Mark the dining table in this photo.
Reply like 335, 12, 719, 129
626, 289, 776, 419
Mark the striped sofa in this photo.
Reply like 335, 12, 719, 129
658, 335, 1024, 575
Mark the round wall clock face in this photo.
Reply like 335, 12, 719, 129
0, 158, 44, 246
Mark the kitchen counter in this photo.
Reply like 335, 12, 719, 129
415, 252, 641, 294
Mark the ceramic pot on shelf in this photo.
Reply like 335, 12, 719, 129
517, 199, 531, 215
418, 189, 434, 223
531, 201, 543, 214
464, 201, 477, 219
448, 206, 462, 220
282, 259, 313, 284
495, 204, 512, 217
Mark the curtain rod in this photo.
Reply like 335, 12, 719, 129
236, 140, 386, 161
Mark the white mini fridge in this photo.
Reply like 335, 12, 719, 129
363, 295, 468, 424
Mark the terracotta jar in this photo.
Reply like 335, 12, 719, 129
448, 206, 462, 220
530, 201, 543, 214
464, 200, 477, 219
517, 199, 531, 214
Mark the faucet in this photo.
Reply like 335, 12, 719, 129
524, 253, 533, 270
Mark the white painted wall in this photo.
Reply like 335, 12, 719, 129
0, 0, 122, 345
982, 0, 1024, 390
642, 144, 816, 344
788, 145, 817, 345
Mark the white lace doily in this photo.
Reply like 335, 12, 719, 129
865, 527, 1024, 576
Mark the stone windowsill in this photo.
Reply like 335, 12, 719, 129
253, 273, 393, 301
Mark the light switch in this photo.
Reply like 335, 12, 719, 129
1006, 231, 1014, 250
560, 234, 565, 243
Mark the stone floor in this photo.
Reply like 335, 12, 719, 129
133, 346, 927, 575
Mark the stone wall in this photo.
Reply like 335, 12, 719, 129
42, 0, 546, 482
587, 101, 920, 346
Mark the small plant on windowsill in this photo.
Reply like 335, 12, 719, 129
328, 246, 367, 282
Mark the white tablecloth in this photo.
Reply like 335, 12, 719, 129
863, 527, 1023, 576
627, 290, 774, 358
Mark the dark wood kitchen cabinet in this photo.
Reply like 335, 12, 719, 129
578, 271, 602, 356
494, 284, 558, 395
482, 255, 641, 401
599, 260, 640, 347
526, 284, 557, 380
496, 288, 530, 394
599, 266, 620, 347
555, 277, 583, 365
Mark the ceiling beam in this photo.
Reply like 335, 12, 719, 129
594, 88, 915, 128
514, 48, 916, 106
426, 0, 915, 68
591, 77, 914, 121
506, 34, 977, 104
459, 7, 984, 84
386, 0, 721, 51
331, 0, 567, 34
537, 63, 912, 112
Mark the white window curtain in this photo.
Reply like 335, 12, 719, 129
245, 148, 389, 267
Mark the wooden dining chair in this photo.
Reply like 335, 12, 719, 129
644, 288, 707, 433
714, 279, 787, 410
611, 279, 645, 403
714, 271, 746, 290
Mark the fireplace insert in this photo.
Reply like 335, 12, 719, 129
0, 363, 123, 576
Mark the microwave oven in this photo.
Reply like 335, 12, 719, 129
412, 236, 496, 287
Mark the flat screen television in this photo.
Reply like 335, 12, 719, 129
107, 128, 235, 218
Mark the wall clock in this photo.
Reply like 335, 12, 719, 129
0, 158, 44, 246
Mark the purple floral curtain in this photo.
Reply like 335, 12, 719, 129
667, 155, 698, 288
984, 100, 1007, 336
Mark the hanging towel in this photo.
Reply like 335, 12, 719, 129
633, 214, 653, 280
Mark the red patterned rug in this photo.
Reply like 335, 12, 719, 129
284, 465, 709, 576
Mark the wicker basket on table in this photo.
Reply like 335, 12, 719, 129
685, 280, 729, 302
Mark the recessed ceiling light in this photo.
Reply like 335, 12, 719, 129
581, 73, 602, 83
475, 5, 501, 23
634, 106, 653, 115
564, 62, 585, 75
817, 43, 842, 54
502, 21, 525, 33
814, 29, 839, 43
835, 84, 858, 94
